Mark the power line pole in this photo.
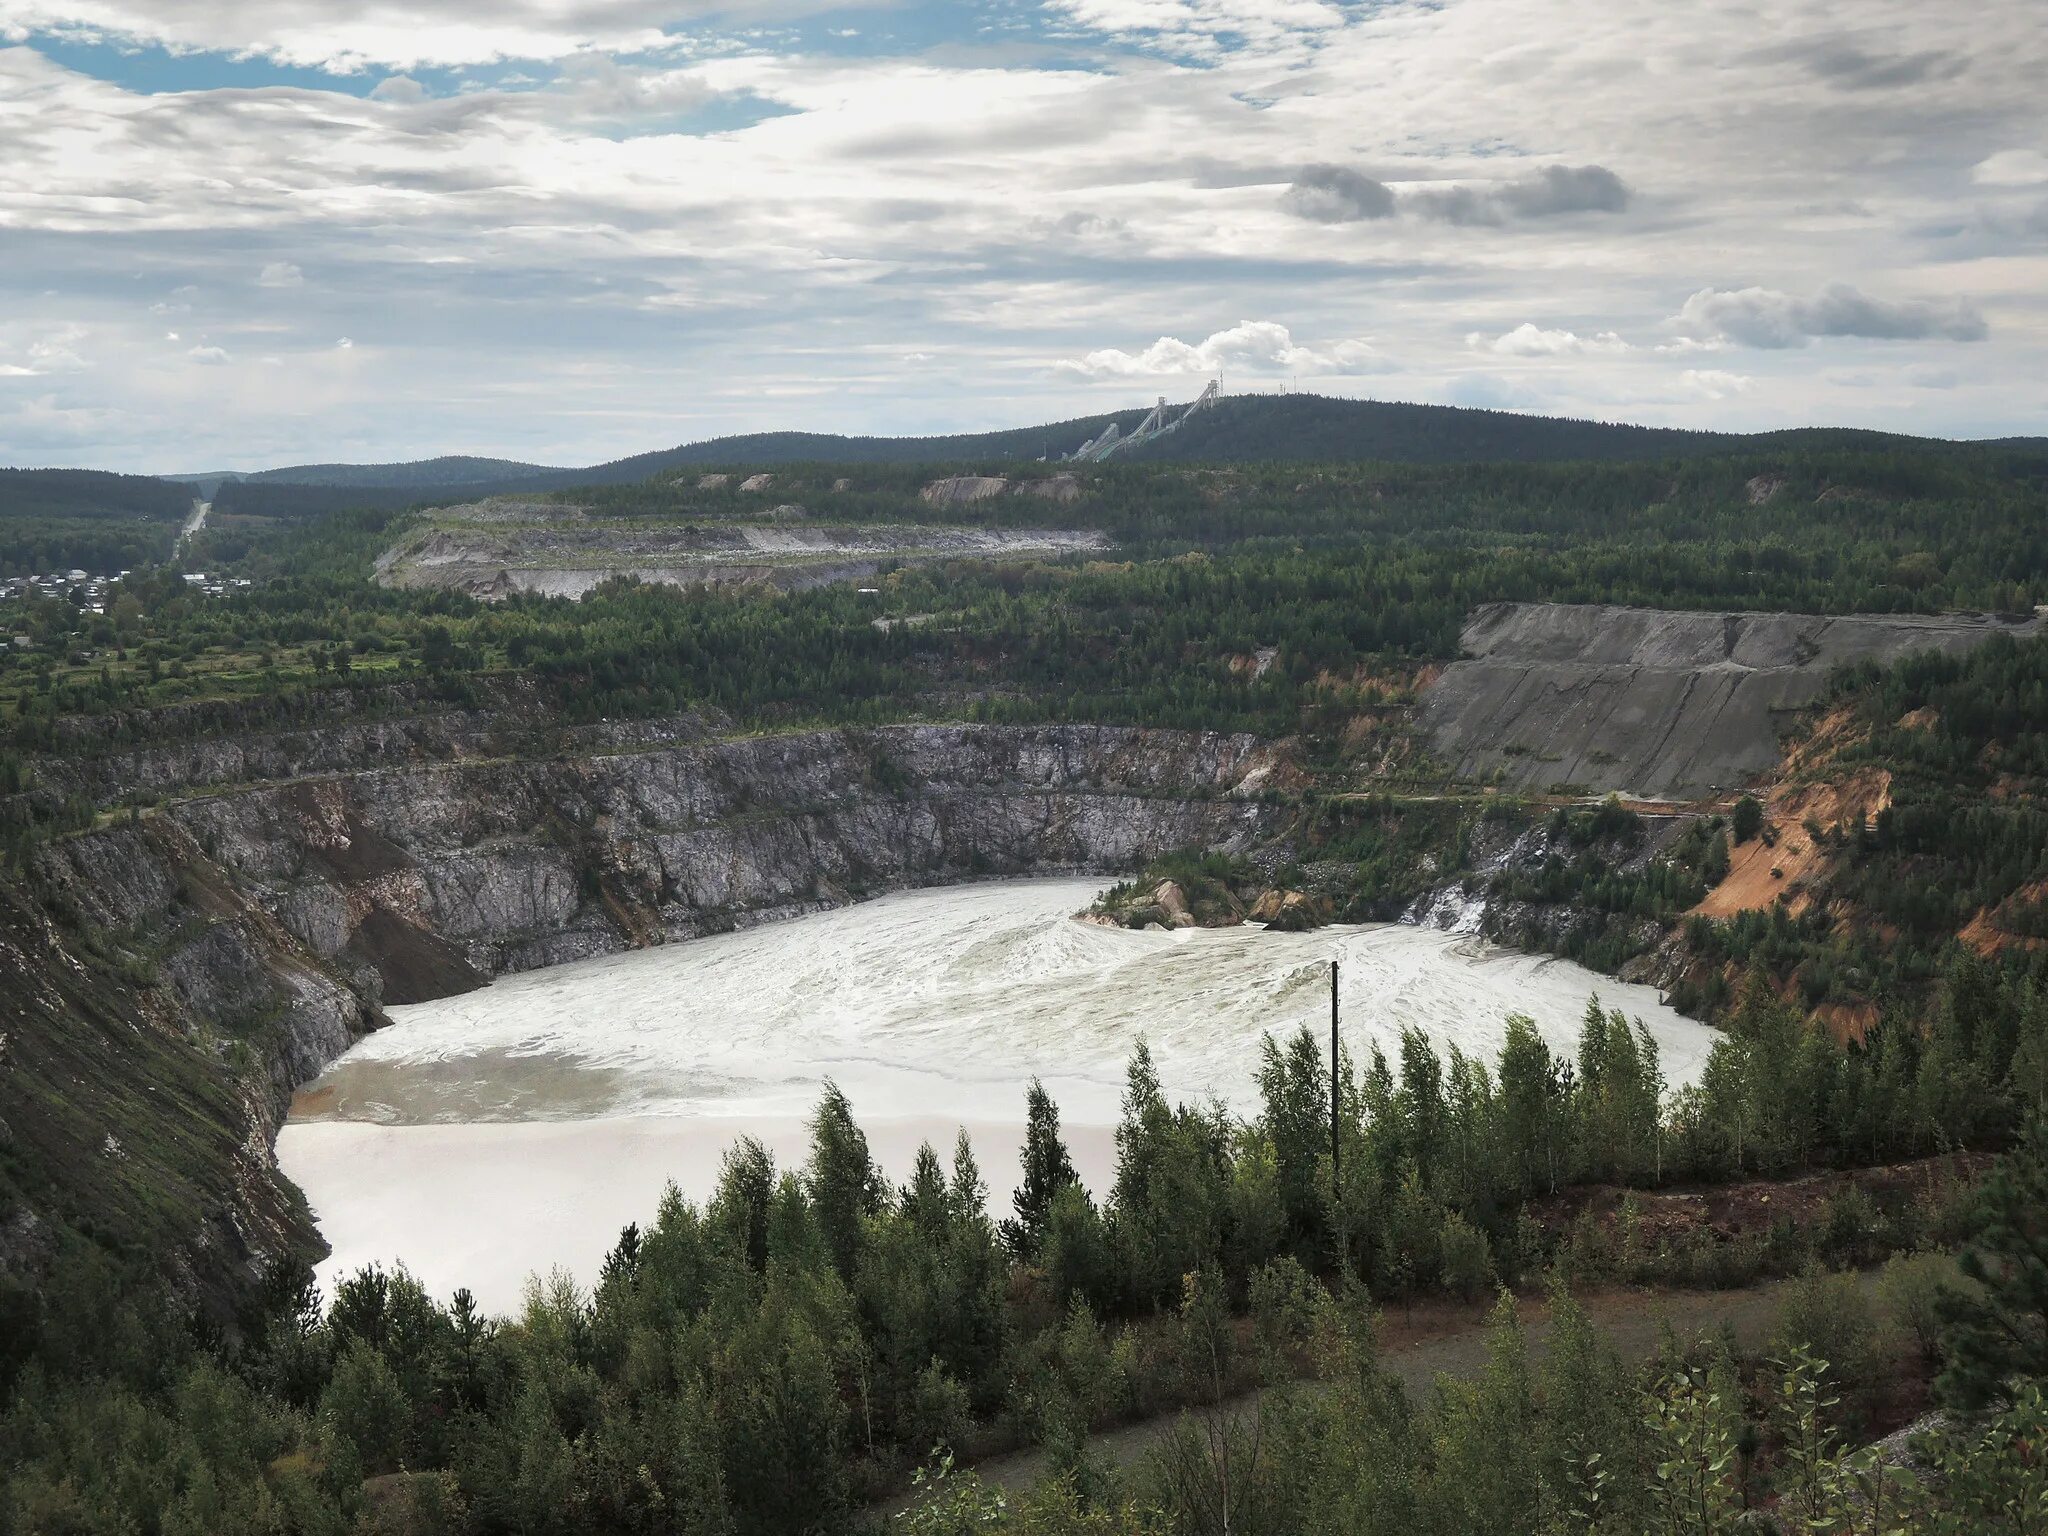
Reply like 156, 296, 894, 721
1330, 959, 1341, 1185
1330, 957, 1344, 1278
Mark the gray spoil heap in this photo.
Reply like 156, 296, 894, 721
1421, 601, 2041, 801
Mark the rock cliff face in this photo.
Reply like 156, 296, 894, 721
11, 722, 1284, 1307
1421, 602, 2039, 800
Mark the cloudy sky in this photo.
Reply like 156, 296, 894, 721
1, 0, 2043, 470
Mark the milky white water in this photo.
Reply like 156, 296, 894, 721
280, 877, 1715, 1310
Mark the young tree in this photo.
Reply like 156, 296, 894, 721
1938, 1119, 2048, 1408
806, 1081, 882, 1281
1257, 1027, 1332, 1262
1004, 1078, 1080, 1259
1731, 795, 1764, 845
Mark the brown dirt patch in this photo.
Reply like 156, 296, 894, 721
1692, 825, 1824, 917
1896, 706, 1938, 732
1773, 766, 1891, 828
1531, 1153, 1989, 1250
1691, 769, 1890, 920
1959, 877, 2048, 958
1778, 704, 1869, 777
1814, 1000, 1880, 1045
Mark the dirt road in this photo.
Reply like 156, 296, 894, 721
964, 1272, 1862, 1499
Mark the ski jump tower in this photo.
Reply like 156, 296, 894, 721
1067, 378, 1219, 462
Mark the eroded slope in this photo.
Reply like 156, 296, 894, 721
1421, 602, 2040, 799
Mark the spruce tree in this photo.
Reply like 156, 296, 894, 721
1938, 1120, 2048, 1408
1004, 1077, 1079, 1259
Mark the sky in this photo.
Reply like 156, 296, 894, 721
0, 0, 2043, 471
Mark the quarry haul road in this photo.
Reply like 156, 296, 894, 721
894, 1271, 1864, 1510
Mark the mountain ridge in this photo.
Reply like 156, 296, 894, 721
17, 395, 2046, 512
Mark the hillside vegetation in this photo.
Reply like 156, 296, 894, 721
112, 391, 2029, 509
0, 468, 192, 576
4, 432, 2048, 1533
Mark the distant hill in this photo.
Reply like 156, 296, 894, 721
0, 467, 192, 521
561, 411, 1152, 481
205, 396, 1997, 499
87, 394, 2048, 519
243, 455, 565, 489
0, 467, 194, 576
1119, 395, 1940, 465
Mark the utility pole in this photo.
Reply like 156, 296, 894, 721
1330, 959, 1341, 1185
1330, 957, 1345, 1279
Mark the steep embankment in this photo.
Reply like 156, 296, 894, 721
7, 722, 1285, 1308
1422, 603, 2039, 800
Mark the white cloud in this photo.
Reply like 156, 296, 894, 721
1681, 369, 1753, 398
1673, 283, 1988, 349
1057, 321, 1385, 379
369, 74, 427, 103
1468, 324, 1630, 357
187, 344, 232, 365
0, 364, 41, 377
1, 0, 2046, 463
1048, 0, 1349, 61
1906, 365, 1959, 389
1971, 149, 2048, 187
257, 261, 305, 287
0, 2, 721, 71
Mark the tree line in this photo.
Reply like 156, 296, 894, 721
5, 976, 2045, 1533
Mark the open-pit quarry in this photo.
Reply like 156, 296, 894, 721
374, 498, 1108, 599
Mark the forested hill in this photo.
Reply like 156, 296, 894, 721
243, 455, 564, 488
0, 467, 190, 521
0, 468, 194, 577
140, 394, 2014, 499
1119, 394, 1934, 464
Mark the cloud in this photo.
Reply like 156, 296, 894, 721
1281, 165, 1394, 223
1674, 283, 1988, 349
2, 0, 2045, 464
1048, 0, 1351, 62
1973, 149, 2048, 187
1680, 369, 1753, 398
1282, 163, 1629, 227
369, 75, 428, 104
1409, 164, 1631, 226
257, 261, 305, 287
1058, 320, 1384, 379
187, 344, 232, 365
1778, 42, 1967, 91
0, 364, 42, 378
1468, 324, 1630, 357
0, 2, 765, 71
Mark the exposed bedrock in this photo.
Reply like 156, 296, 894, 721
158, 723, 1285, 985
16, 722, 1281, 1305
1420, 602, 2041, 800
36, 722, 1284, 1082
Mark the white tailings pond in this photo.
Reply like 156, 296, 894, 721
281, 878, 1716, 1310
